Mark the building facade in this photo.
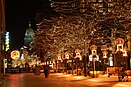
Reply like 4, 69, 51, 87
0, 0, 5, 79
50, 0, 80, 14
49, 0, 117, 14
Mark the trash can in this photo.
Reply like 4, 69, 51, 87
35, 66, 41, 75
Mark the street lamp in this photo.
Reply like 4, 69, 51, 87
123, 47, 128, 69
114, 38, 129, 71
89, 45, 99, 78
115, 38, 125, 67
56, 53, 61, 73
102, 50, 108, 64
75, 49, 82, 76
64, 52, 70, 74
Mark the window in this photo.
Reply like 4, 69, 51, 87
108, 8, 111, 12
80, 9, 85, 13
99, 8, 104, 12
98, 0, 103, 2
81, 0, 85, 2
108, 0, 113, 2
108, 3, 114, 7
87, 0, 96, 2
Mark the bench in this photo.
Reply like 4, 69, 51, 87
107, 67, 123, 77
11, 68, 20, 73
125, 70, 131, 76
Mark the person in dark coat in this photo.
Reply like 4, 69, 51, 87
43, 65, 50, 78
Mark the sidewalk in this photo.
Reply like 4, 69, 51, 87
0, 73, 131, 87
50, 73, 131, 87
50, 73, 87, 81
0, 74, 9, 87
0, 73, 4, 85
50, 73, 131, 81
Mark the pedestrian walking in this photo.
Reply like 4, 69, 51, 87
43, 65, 50, 78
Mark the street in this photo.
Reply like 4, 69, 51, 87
0, 73, 131, 87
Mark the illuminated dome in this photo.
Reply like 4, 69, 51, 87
24, 21, 35, 47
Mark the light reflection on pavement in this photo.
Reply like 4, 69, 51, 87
1, 73, 89, 87
0, 73, 131, 87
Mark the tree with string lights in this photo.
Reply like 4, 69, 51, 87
32, 0, 131, 75
32, 15, 90, 61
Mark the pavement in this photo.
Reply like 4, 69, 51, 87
49, 73, 131, 81
50, 73, 131, 87
49, 73, 88, 81
0, 73, 131, 87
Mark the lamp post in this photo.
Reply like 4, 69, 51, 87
90, 45, 98, 78
102, 49, 108, 67
123, 48, 128, 69
56, 53, 61, 73
75, 49, 81, 76
64, 52, 70, 74
115, 38, 125, 67
83, 39, 87, 77
115, 38, 129, 71
92, 55, 96, 77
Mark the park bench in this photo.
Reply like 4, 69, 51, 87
107, 67, 123, 77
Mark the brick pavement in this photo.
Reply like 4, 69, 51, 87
50, 73, 131, 87
0, 73, 131, 87
50, 73, 131, 82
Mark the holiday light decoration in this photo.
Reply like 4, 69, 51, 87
33, 0, 131, 66
33, 15, 88, 61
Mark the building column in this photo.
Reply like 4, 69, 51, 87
127, 33, 131, 69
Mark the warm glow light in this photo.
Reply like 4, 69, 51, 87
34, 1, 130, 73
123, 50, 128, 57
5, 32, 10, 51
75, 49, 82, 60
90, 45, 97, 50
112, 84, 129, 87
21, 53, 24, 59
11, 50, 20, 59
116, 44, 123, 52
89, 55, 99, 61
103, 50, 108, 58
65, 52, 70, 59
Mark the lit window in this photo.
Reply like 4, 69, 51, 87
81, 0, 85, 2
98, 0, 103, 2
80, 9, 85, 13
108, 0, 113, 2
108, 3, 114, 7
108, 8, 111, 12
88, 0, 96, 2
99, 8, 104, 12
99, 4, 103, 7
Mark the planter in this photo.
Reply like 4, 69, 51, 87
35, 66, 41, 75
89, 71, 100, 78
125, 70, 131, 76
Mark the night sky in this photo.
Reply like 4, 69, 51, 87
5, 0, 43, 50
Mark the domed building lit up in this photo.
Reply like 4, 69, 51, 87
24, 22, 35, 48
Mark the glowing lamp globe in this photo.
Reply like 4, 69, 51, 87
11, 50, 20, 59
